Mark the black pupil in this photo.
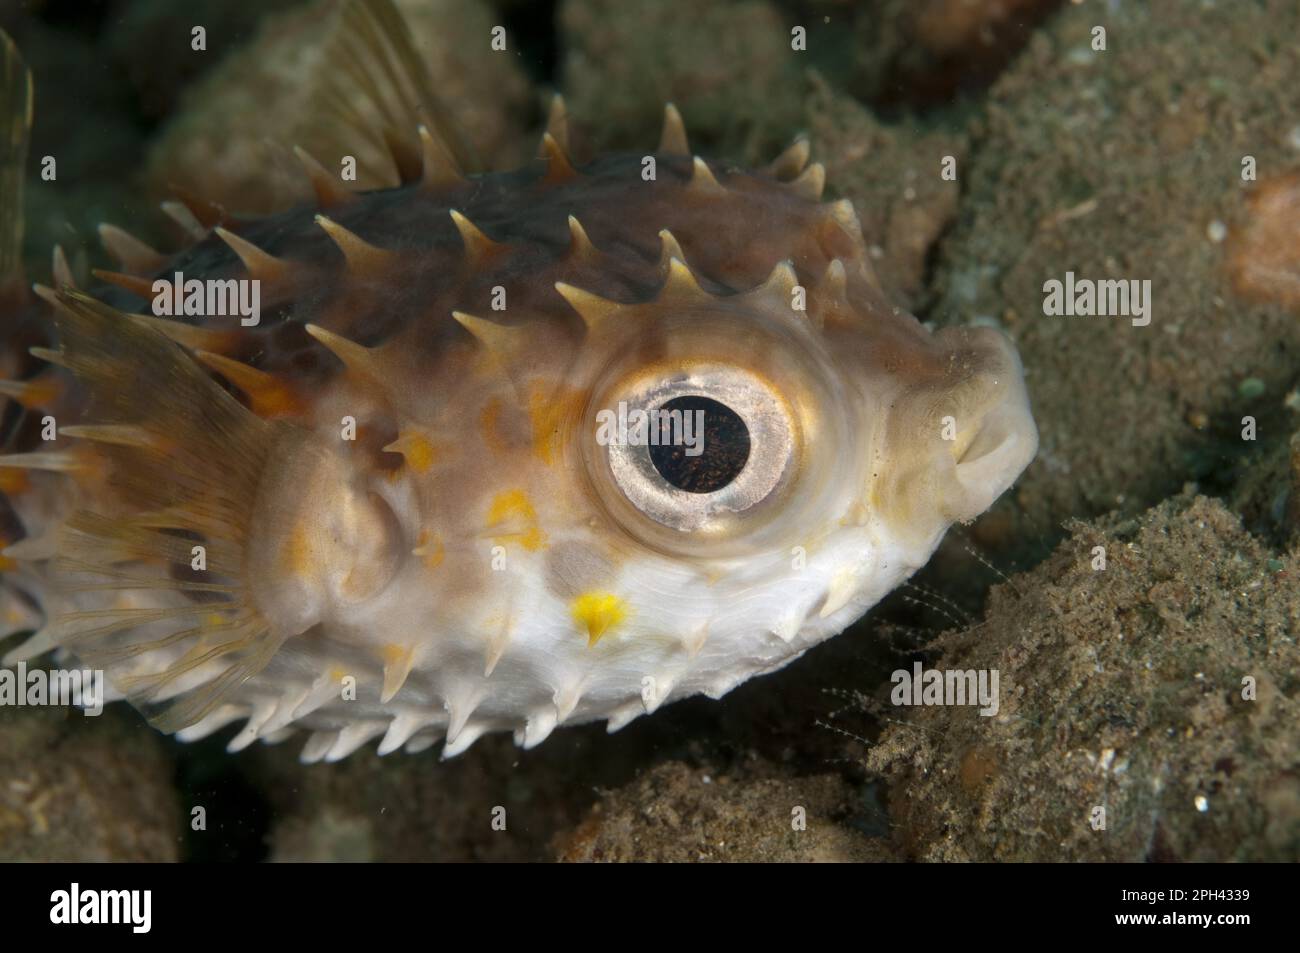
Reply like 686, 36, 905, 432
647, 396, 750, 494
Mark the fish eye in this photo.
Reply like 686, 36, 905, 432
647, 395, 751, 493
598, 365, 796, 536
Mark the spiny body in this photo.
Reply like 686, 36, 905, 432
0, 1, 1037, 761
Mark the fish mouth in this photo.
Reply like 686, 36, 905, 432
869, 324, 1038, 546
953, 387, 1037, 509
946, 327, 1039, 521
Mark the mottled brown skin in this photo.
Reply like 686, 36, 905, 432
95, 155, 884, 383
2, 127, 959, 481
3, 146, 935, 504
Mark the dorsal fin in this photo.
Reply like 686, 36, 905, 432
307, 0, 482, 190
418, 124, 465, 190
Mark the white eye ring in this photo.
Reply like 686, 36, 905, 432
603, 365, 795, 534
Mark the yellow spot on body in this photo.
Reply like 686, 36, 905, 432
487, 489, 545, 551
252, 386, 302, 418
380, 643, 415, 702
571, 591, 629, 646
527, 384, 583, 465
282, 523, 314, 576
840, 500, 870, 528
414, 529, 445, 568
194, 350, 302, 418
3, 376, 61, 408
406, 437, 436, 472
386, 431, 438, 472
381, 644, 410, 666
0, 469, 29, 495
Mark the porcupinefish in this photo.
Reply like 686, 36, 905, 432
0, 1, 1037, 761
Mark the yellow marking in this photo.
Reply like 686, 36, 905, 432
381, 644, 409, 666
413, 529, 445, 568
0, 376, 61, 408
487, 489, 545, 551
385, 431, 438, 472
839, 500, 870, 528
527, 384, 583, 465
282, 522, 314, 576
194, 351, 302, 418
380, 643, 415, 702
571, 591, 629, 647
0, 469, 29, 495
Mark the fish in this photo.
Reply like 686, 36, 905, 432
0, 0, 1037, 761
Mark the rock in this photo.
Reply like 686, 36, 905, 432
802, 73, 964, 310
105, 0, 307, 119
868, 495, 1300, 861
557, 758, 896, 862
145, 0, 532, 214
846, 0, 1063, 111
254, 724, 649, 861
931, 0, 1300, 542
559, 0, 803, 158
0, 706, 180, 861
